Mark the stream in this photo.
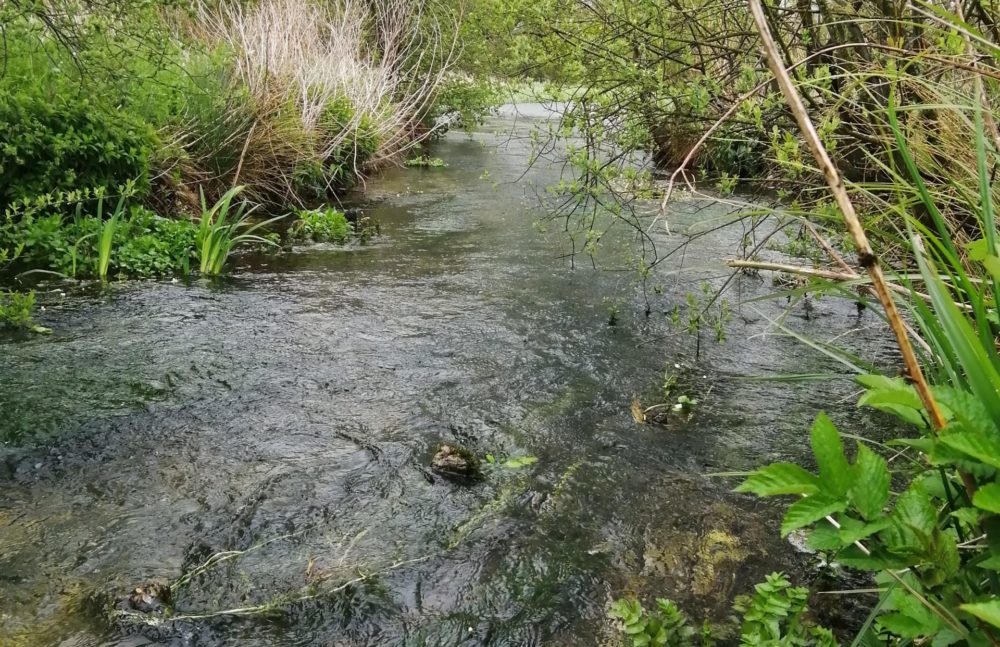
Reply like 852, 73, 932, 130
0, 105, 897, 646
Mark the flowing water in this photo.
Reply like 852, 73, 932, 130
0, 105, 896, 646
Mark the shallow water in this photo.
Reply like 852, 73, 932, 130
0, 105, 895, 646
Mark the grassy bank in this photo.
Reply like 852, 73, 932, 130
0, 0, 479, 322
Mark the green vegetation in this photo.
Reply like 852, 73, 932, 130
0, 290, 37, 330
0, 0, 462, 285
292, 207, 353, 243
195, 186, 279, 275
730, 107, 1000, 643
611, 573, 835, 646
404, 156, 448, 168
4, 0, 1000, 644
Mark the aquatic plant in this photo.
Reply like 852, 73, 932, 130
95, 197, 124, 281
610, 572, 836, 646
609, 597, 695, 647
292, 207, 352, 243
195, 186, 280, 275
0, 290, 36, 329
404, 156, 448, 168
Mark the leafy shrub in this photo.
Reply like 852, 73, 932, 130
429, 76, 501, 132
292, 207, 352, 243
0, 88, 158, 211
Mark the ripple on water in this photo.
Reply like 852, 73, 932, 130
0, 106, 892, 646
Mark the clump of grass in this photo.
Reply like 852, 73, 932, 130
188, 0, 459, 206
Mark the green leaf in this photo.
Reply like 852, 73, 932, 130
951, 507, 982, 527
982, 256, 1000, 284
973, 483, 1000, 514
878, 612, 935, 638
503, 456, 538, 469
838, 516, 891, 545
857, 375, 927, 427
967, 238, 992, 261
810, 413, 851, 496
735, 463, 820, 496
850, 443, 890, 520
806, 519, 844, 551
940, 431, 1000, 469
886, 488, 937, 555
961, 600, 1000, 629
781, 494, 846, 537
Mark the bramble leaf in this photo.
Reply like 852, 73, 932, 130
810, 413, 851, 496
781, 494, 846, 537
735, 463, 820, 497
961, 600, 1000, 629
850, 443, 890, 520
973, 483, 1000, 514
940, 431, 1000, 469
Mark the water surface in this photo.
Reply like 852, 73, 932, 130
0, 105, 894, 646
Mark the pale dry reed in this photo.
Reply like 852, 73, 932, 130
197, 0, 458, 202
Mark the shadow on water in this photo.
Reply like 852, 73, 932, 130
1, 105, 895, 646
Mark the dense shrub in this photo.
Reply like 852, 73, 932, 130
0, 89, 158, 211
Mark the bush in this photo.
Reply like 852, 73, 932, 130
0, 88, 158, 211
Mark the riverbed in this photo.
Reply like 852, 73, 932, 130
0, 105, 895, 646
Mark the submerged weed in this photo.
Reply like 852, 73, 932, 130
404, 156, 447, 168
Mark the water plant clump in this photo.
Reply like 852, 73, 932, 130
292, 207, 353, 243
0, 290, 47, 334
195, 186, 281, 275
404, 156, 448, 168
610, 572, 837, 646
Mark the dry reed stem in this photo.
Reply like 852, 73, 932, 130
193, 0, 459, 201
748, 7, 979, 627
747, 0, 950, 436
